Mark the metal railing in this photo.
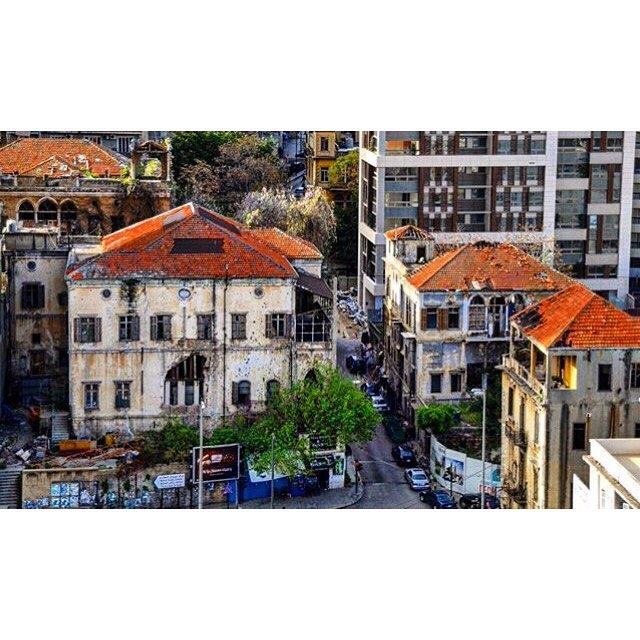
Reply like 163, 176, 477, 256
502, 355, 546, 397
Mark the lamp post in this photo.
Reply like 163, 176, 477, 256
198, 401, 204, 510
270, 431, 275, 509
481, 372, 487, 510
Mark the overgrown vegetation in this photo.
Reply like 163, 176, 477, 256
416, 404, 457, 435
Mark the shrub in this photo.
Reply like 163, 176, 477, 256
416, 404, 457, 435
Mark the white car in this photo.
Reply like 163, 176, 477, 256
405, 468, 430, 491
371, 395, 389, 412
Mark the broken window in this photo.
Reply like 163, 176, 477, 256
74, 317, 101, 343
150, 314, 172, 341
447, 307, 460, 329
164, 354, 206, 406
266, 379, 281, 405
37, 198, 58, 225
420, 307, 437, 330
450, 372, 462, 393
119, 314, 140, 342
21, 282, 45, 310
30, 350, 46, 375
231, 314, 247, 340
197, 314, 215, 340
265, 313, 291, 338
598, 364, 612, 392
17, 200, 35, 223
430, 373, 442, 394
232, 380, 251, 406
572, 422, 586, 450
84, 383, 100, 410
184, 381, 195, 406
115, 381, 131, 409
60, 201, 77, 231
468, 295, 486, 331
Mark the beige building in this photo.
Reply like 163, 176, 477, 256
500, 283, 640, 508
65, 203, 334, 436
383, 227, 570, 421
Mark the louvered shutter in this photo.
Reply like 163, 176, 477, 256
165, 316, 172, 341
437, 308, 447, 330
265, 314, 272, 338
95, 318, 102, 343
37, 284, 45, 308
150, 316, 158, 341
132, 315, 140, 341
420, 309, 428, 331
231, 381, 239, 405
73, 318, 80, 342
285, 314, 292, 338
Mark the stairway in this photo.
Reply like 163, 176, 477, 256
0, 468, 22, 508
50, 413, 70, 444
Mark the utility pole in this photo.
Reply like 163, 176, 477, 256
270, 432, 275, 509
481, 372, 487, 510
198, 401, 204, 510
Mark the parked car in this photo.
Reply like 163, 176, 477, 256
371, 395, 389, 412
404, 468, 430, 491
391, 444, 416, 467
383, 414, 407, 444
360, 382, 379, 397
346, 354, 366, 374
293, 186, 305, 198
459, 493, 500, 509
419, 489, 458, 509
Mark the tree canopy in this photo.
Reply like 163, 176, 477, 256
327, 149, 358, 199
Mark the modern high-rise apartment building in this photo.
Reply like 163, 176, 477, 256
358, 131, 639, 320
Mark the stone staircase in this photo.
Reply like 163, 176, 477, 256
49, 413, 70, 444
0, 468, 22, 508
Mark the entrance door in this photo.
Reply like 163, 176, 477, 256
317, 469, 330, 491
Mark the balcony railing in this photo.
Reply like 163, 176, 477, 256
502, 354, 546, 398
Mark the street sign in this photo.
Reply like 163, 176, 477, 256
154, 473, 186, 490
192, 444, 240, 483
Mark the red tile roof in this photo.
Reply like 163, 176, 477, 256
0, 138, 124, 177
247, 227, 323, 259
67, 203, 317, 281
385, 225, 433, 241
512, 283, 640, 349
406, 242, 572, 292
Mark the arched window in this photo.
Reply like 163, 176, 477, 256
234, 380, 251, 406
488, 296, 506, 337
17, 200, 35, 222
60, 200, 78, 222
37, 198, 58, 224
468, 295, 486, 331
266, 379, 280, 405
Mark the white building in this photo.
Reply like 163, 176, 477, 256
359, 131, 639, 319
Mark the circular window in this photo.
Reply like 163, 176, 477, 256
178, 288, 191, 301
101, 289, 112, 299
27, 260, 37, 271
254, 286, 264, 298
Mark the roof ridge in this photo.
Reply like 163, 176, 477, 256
409, 244, 468, 289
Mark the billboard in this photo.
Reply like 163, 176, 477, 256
192, 444, 240, 483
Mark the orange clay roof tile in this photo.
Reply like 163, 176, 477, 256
406, 242, 572, 292
384, 225, 433, 241
66, 203, 319, 281
247, 227, 323, 259
0, 138, 124, 177
512, 283, 640, 349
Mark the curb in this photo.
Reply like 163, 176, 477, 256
339, 473, 365, 509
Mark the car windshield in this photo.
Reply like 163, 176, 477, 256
400, 450, 412, 457
413, 472, 427, 480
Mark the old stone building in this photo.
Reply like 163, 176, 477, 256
383, 226, 571, 421
500, 284, 640, 508
0, 137, 172, 234
65, 202, 334, 436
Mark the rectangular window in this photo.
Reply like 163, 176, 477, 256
508, 387, 514, 417
84, 383, 99, 411
450, 372, 462, 393
169, 380, 178, 406
119, 315, 140, 342
115, 381, 131, 409
320, 137, 329, 152
631, 363, 640, 389
447, 307, 460, 329
319, 167, 329, 182
184, 381, 194, 406
598, 364, 612, 391
21, 283, 45, 310
265, 313, 291, 338
150, 314, 172, 341
421, 307, 438, 331
635, 423, 640, 438
231, 313, 247, 340
74, 317, 101, 343
431, 373, 442, 394
572, 422, 586, 450
197, 314, 215, 340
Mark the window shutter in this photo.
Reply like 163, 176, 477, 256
245, 382, 251, 404
265, 314, 272, 338
38, 284, 45, 308
231, 381, 239, 405
420, 309, 428, 331
165, 316, 172, 341
21, 285, 28, 309
74, 318, 80, 342
437, 308, 447, 330
150, 316, 157, 340
132, 315, 140, 341
285, 314, 292, 338
95, 318, 102, 343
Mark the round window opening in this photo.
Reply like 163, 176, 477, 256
27, 260, 37, 271
254, 286, 264, 298
178, 288, 191, 300
101, 289, 112, 299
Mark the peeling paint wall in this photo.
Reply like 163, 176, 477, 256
67, 277, 333, 436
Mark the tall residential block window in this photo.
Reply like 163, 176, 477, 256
83, 383, 100, 411
119, 315, 140, 342
150, 314, 172, 341
21, 282, 45, 310
74, 317, 102, 343
572, 422, 586, 450
630, 363, 640, 388
197, 314, 215, 340
265, 313, 291, 338
598, 364, 612, 391
115, 381, 131, 409
231, 313, 247, 340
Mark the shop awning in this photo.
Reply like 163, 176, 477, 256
295, 271, 332, 299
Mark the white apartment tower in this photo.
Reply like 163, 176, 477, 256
359, 131, 639, 320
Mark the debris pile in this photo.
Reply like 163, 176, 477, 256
337, 288, 367, 328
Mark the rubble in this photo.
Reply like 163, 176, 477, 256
337, 288, 368, 328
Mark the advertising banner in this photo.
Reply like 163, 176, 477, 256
192, 444, 240, 483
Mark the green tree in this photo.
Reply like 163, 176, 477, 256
416, 404, 457, 435
327, 150, 358, 199
138, 417, 200, 464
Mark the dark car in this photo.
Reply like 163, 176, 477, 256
346, 355, 366, 375
391, 444, 416, 467
360, 382, 379, 397
419, 489, 457, 509
459, 493, 501, 509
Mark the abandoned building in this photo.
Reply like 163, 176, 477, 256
500, 283, 640, 508
64, 202, 334, 436
383, 226, 572, 420
0, 137, 172, 235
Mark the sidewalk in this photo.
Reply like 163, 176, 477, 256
239, 482, 364, 509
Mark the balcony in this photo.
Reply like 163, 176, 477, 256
504, 419, 527, 449
457, 199, 487, 212
502, 354, 546, 398
458, 173, 488, 186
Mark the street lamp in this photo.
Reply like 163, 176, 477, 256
480, 373, 487, 510
198, 400, 204, 510
270, 431, 275, 509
